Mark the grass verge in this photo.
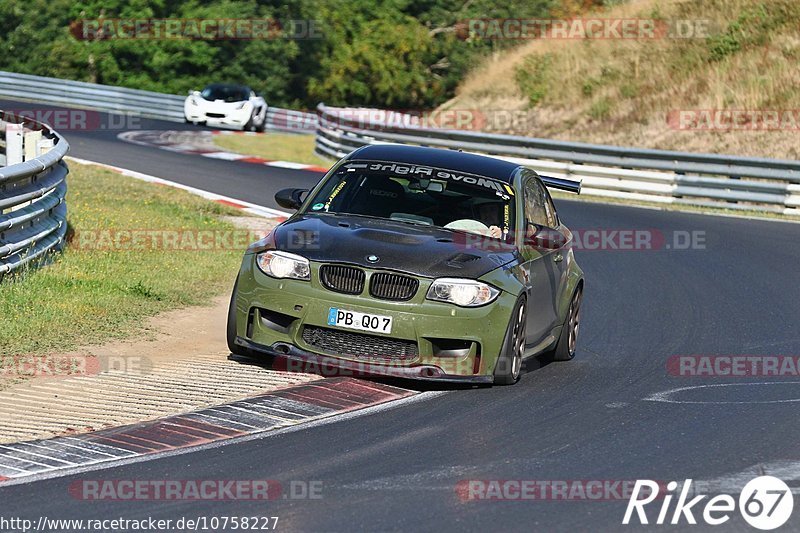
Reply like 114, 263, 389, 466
0, 162, 248, 356
213, 132, 330, 167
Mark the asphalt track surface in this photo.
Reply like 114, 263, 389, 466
2, 100, 800, 531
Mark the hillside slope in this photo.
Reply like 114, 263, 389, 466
441, 0, 800, 159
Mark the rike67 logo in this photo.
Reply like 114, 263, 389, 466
623, 476, 794, 530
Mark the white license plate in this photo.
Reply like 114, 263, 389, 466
327, 308, 393, 334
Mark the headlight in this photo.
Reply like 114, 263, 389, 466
256, 251, 310, 280
189, 97, 198, 106
236, 101, 249, 110
426, 278, 500, 307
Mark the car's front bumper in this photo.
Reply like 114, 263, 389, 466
233, 255, 517, 381
184, 104, 251, 128
234, 336, 494, 384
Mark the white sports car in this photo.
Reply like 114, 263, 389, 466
184, 83, 268, 132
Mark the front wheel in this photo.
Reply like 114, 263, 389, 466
552, 286, 583, 361
254, 114, 266, 133
493, 297, 527, 385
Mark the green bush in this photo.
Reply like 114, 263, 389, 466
515, 54, 553, 107
0, 0, 557, 110
589, 97, 612, 120
706, 2, 796, 62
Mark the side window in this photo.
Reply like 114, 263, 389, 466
523, 178, 549, 227
542, 187, 559, 228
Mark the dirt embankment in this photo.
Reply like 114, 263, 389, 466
443, 0, 800, 160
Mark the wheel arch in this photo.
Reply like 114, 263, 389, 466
557, 259, 584, 325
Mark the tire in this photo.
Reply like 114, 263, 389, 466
493, 296, 527, 385
226, 277, 254, 357
552, 286, 583, 361
245, 109, 266, 132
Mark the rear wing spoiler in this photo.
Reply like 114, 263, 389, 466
540, 175, 581, 194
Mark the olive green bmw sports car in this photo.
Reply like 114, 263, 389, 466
227, 145, 584, 385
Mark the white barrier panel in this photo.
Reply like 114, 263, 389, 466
4, 123, 23, 165
37, 138, 55, 155
24, 130, 42, 160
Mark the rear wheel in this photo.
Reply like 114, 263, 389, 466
493, 297, 527, 385
552, 286, 583, 361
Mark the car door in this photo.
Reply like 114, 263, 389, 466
540, 184, 571, 312
519, 173, 566, 345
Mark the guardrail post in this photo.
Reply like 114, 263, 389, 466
24, 130, 43, 160
37, 138, 55, 155
5, 123, 23, 165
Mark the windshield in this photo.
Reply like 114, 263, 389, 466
200, 84, 250, 102
304, 161, 516, 238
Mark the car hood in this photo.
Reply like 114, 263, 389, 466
272, 214, 518, 279
197, 99, 248, 111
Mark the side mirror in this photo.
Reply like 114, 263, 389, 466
526, 222, 566, 249
275, 188, 308, 210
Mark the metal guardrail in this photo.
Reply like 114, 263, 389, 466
315, 104, 800, 216
0, 112, 69, 281
0, 71, 317, 133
